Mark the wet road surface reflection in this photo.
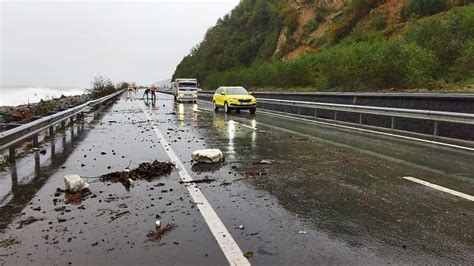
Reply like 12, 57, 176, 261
0, 92, 472, 265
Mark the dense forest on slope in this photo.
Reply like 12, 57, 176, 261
173, 0, 474, 91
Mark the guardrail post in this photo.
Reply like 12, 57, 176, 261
434, 121, 439, 136
10, 162, 18, 187
32, 134, 39, 147
297, 106, 301, 115
49, 126, 54, 137
70, 117, 74, 124
34, 151, 40, 174
51, 140, 56, 158
9, 147, 16, 163
61, 120, 66, 129
391, 117, 395, 129
334, 110, 338, 121
358, 113, 362, 124
314, 109, 318, 118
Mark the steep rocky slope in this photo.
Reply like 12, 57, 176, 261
173, 0, 473, 91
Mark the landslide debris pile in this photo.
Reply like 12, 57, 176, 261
101, 160, 175, 186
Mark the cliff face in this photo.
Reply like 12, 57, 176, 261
173, 0, 472, 90
269, 0, 468, 59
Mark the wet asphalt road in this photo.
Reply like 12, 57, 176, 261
0, 91, 473, 265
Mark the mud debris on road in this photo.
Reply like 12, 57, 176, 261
54, 188, 92, 204
253, 159, 277, 165
0, 238, 20, 248
245, 170, 267, 177
179, 177, 216, 184
100, 160, 175, 187
16, 217, 43, 229
109, 211, 130, 223
146, 223, 177, 242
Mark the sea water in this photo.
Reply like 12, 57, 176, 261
0, 86, 84, 106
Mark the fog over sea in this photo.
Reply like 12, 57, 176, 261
0, 86, 84, 106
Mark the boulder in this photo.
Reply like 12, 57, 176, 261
64, 174, 89, 192
191, 149, 223, 164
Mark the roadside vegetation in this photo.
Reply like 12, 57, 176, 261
86, 75, 117, 99
173, 0, 473, 92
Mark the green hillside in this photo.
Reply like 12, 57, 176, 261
173, 0, 474, 92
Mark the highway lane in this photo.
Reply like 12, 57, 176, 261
0, 91, 473, 265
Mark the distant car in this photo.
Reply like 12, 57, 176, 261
212, 86, 257, 114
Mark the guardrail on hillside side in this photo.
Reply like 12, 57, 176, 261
198, 91, 474, 113
197, 91, 474, 142
0, 90, 124, 162
258, 98, 474, 125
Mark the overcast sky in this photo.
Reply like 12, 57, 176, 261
0, 0, 239, 88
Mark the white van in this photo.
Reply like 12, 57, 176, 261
172, 78, 199, 103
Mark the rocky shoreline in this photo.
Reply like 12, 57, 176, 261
0, 94, 90, 131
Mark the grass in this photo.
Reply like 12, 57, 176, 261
247, 79, 474, 93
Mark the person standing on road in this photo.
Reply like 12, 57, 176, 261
150, 85, 157, 101
143, 87, 150, 101
127, 84, 133, 99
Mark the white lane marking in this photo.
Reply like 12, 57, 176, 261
197, 100, 474, 152
140, 105, 250, 266
403, 176, 474, 201
231, 120, 256, 130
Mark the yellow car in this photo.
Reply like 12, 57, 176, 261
212, 86, 257, 114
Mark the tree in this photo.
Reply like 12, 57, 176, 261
86, 75, 116, 99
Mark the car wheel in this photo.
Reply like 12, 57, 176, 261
250, 108, 256, 114
224, 102, 231, 113
213, 101, 219, 112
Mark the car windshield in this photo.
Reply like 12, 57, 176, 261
225, 87, 248, 95
179, 82, 197, 88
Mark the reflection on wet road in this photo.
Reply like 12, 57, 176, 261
0, 92, 472, 265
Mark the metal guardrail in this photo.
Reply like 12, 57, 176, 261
256, 98, 474, 138
258, 98, 474, 125
197, 92, 474, 140
198, 91, 474, 99
198, 92, 474, 124
0, 90, 124, 159
199, 91, 474, 114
